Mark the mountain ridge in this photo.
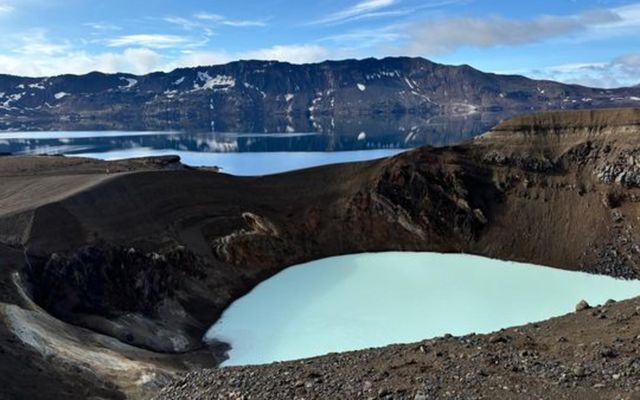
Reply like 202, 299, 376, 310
0, 57, 630, 90
1, 57, 639, 133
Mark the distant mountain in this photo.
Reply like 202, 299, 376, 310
0, 57, 639, 133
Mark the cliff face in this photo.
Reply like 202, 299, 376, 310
1, 57, 639, 132
2, 108, 640, 398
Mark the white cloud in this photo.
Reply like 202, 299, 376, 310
311, 0, 466, 25
405, 9, 621, 55
0, 47, 163, 77
607, 3, 640, 29
172, 44, 331, 68
312, 0, 396, 25
172, 50, 232, 68
5, 29, 70, 57
0, 41, 333, 77
162, 13, 267, 38
320, 25, 406, 49
0, 0, 14, 15
242, 45, 330, 64
83, 22, 121, 31
532, 54, 640, 88
98, 48, 164, 74
105, 34, 191, 49
194, 12, 267, 27
164, 16, 202, 30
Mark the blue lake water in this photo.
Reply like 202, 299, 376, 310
205, 252, 640, 366
76, 148, 406, 176
0, 131, 406, 175
0, 113, 507, 174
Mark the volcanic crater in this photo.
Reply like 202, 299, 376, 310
2, 108, 640, 399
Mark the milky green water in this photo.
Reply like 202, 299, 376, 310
205, 252, 640, 366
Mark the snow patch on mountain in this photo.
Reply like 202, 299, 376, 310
365, 70, 401, 80
119, 77, 138, 89
193, 72, 236, 91
243, 82, 266, 98
1, 93, 24, 109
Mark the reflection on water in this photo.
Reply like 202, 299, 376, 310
0, 113, 506, 175
0, 112, 506, 153
206, 252, 640, 366
2, 111, 509, 142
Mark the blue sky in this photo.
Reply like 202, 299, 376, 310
0, 0, 638, 87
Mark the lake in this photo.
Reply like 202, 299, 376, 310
205, 252, 640, 366
0, 113, 503, 175
0, 131, 409, 175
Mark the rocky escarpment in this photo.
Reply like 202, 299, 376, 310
26, 245, 211, 352
2, 108, 640, 398
1, 57, 640, 132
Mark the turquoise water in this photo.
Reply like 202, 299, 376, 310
205, 252, 640, 366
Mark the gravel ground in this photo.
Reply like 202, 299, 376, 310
157, 298, 640, 400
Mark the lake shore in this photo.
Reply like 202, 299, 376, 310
159, 296, 640, 400
206, 252, 640, 367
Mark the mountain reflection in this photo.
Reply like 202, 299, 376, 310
0, 112, 506, 155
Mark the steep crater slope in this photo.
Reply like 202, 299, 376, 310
1, 108, 640, 398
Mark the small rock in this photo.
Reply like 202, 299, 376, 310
600, 348, 618, 359
576, 300, 591, 312
489, 335, 507, 344
612, 211, 623, 223
572, 366, 586, 377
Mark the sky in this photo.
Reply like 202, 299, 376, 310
0, 0, 638, 88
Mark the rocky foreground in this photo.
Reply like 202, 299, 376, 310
157, 298, 640, 400
2, 108, 640, 398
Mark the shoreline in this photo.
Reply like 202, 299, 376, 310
159, 296, 640, 399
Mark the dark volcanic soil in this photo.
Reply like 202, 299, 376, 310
157, 298, 640, 400
1, 108, 640, 398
